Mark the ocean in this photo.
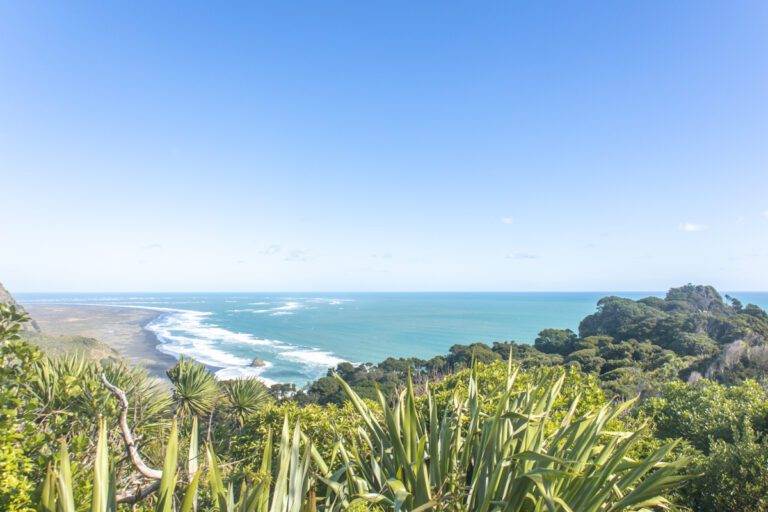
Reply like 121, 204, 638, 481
17, 292, 768, 386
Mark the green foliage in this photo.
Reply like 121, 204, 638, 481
298, 285, 768, 408
38, 419, 115, 512
1, 304, 172, 510
533, 328, 578, 355
46, 363, 690, 511
565, 348, 606, 373
330, 363, 690, 511
6, 284, 768, 511
301, 354, 454, 406
0, 303, 29, 341
0, 415, 34, 512
167, 358, 220, 418
667, 333, 720, 358
222, 378, 272, 427
228, 400, 363, 471
681, 425, 768, 512
491, 340, 564, 367
642, 378, 768, 452
0, 305, 41, 511
445, 342, 500, 368
428, 360, 608, 424
579, 296, 666, 342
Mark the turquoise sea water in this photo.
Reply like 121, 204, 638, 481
18, 292, 768, 386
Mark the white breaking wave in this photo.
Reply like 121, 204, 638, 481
279, 348, 347, 368
269, 301, 302, 316
305, 297, 353, 306
230, 308, 272, 314
231, 300, 304, 316
142, 305, 347, 384
230, 298, 351, 316
214, 367, 278, 386
148, 310, 274, 367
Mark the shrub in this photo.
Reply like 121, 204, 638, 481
643, 378, 768, 452
564, 348, 605, 373
533, 328, 578, 355
667, 333, 720, 358
227, 400, 364, 470
681, 425, 768, 512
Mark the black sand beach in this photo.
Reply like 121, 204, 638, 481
22, 304, 177, 378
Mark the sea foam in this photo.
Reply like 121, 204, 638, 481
278, 348, 347, 368
60, 299, 351, 386
143, 304, 347, 385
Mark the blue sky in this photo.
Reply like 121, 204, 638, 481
1, 2, 767, 292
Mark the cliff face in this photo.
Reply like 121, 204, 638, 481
0, 281, 41, 332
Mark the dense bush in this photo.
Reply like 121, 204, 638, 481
227, 400, 364, 470
34, 360, 690, 512
643, 378, 768, 452
429, 359, 607, 418
533, 327, 578, 355
681, 426, 768, 512
638, 378, 768, 511
0, 306, 36, 511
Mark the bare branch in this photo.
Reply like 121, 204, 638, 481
101, 373, 163, 480
116, 480, 160, 504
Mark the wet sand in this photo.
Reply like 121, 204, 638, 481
23, 304, 177, 378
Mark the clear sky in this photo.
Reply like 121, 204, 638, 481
1, 2, 767, 292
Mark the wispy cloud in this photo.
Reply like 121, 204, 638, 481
284, 249, 308, 262
501, 217, 514, 225
678, 222, 708, 232
762, 210, 768, 219
358, 266, 391, 274
140, 243, 162, 251
371, 253, 392, 259
259, 244, 282, 255
506, 252, 540, 260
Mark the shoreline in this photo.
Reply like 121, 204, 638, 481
22, 303, 178, 379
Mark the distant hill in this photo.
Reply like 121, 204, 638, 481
20, 331, 119, 361
0, 281, 40, 332
0, 280, 118, 361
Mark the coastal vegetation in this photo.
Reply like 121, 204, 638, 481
299, 285, 768, 405
2, 284, 768, 510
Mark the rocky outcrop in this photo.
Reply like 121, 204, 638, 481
0, 281, 41, 332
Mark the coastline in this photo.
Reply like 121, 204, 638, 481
22, 304, 178, 379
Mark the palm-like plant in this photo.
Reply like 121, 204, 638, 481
39, 418, 114, 512
39, 417, 199, 512
36, 361, 690, 512
327, 362, 691, 511
207, 418, 315, 512
167, 358, 220, 418
222, 377, 272, 427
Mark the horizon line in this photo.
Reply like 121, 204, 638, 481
14, 289, 768, 295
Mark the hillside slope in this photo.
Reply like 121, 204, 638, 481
0, 281, 40, 332
0, 280, 118, 361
